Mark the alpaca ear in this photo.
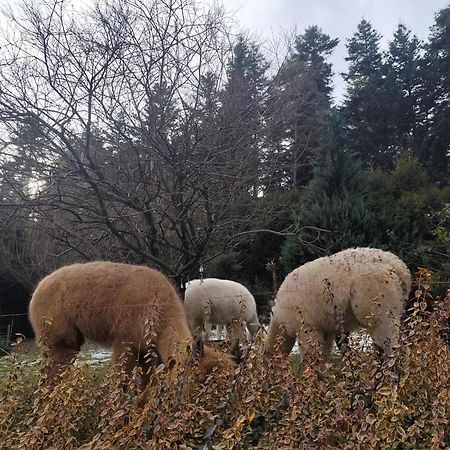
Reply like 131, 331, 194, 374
192, 334, 205, 359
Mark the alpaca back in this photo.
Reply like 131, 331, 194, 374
29, 261, 191, 350
333, 248, 410, 328
334, 247, 412, 298
272, 248, 410, 336
185, 278, 257, 325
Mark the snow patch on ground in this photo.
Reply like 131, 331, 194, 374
260, 325, 373, 354
75, 345, 112, 365
0, 328, 375, 370
208, 324, 374, 354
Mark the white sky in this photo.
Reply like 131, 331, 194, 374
215, 0, 449, 102
1, 0, 447, 103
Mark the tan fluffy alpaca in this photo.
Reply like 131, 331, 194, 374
29, 261, 234, 382
266, 248, 411, 360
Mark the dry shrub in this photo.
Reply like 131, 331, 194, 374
1, 270, 449, 449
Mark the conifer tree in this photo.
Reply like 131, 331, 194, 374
384, 24, 422, 154
419, 6, 450, 184
263, 26, 338, 190
221, 35, 269, 195
280, 111, 376, 272
343, 20, 391, 167
294, 25, 339, 99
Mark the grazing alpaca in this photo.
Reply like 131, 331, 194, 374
184, 278, 260, 349
266, 248, 411, 360
29, 262, 234, 382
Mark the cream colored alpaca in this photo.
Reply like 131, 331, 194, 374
266, 248, 411, 359
184, 278, 260, 348
29, 262, 234, 381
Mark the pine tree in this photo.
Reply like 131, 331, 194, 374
226, 35, 268, 94
280, 111, 376, 272
384, 24, 422, 154
193, 72, 221, 163
345, 19, 383, 79
343, 20, 392, 168
419, 6, 450, 184
220, 35, 269, 195
293, 25, 339, 98
263, 26, 338, 190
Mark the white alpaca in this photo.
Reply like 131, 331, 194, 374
184, 278, 260, 347
266, 248, 411, 359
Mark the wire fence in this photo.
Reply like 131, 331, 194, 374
0, 312, 29, 318
0, 246, 449, 322
0, 319, 13, 346
0, 278, 448, 320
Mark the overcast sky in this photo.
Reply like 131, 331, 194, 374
215, 0, 449, 102
1, 0, 447, 103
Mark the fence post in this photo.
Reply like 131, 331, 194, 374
6, 320, 13, 346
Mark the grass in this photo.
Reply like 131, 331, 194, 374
0, 340, 112, 390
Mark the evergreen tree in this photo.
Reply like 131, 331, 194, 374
293, 25, 339, 98
263, 26, 338, 190
226, 35, 268, 93
384, 24, 422, 154
280, 111, 376, 272
365, 156, 450, 278
427, 6, 450, 100
343, 20, 392, 167
220, 35, 269, 195
192, 72, 221, 163
345, 19, 383, 79
144, 82, 180, 142
419, 6, 450, 184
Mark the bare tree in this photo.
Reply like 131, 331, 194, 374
0, 0, 286, 283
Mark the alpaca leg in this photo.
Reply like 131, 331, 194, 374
246, 312, 260, 338
45, 343, 80, 380
203, 306, 214, 341
40, 318, 83, 381
228, 319, 247, 357
204, 321, 214, 341
265, 317, 296, 355
298, 328, 333, 361
277, 333, 297, 354
112, 342, 140, 377
370, 315, 401, 358
221, 324, 228, 340
335, 332, 350, 354
188, 316, 204, 338
322, 334, 334, 360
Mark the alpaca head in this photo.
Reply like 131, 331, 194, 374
186, 334, 236, 382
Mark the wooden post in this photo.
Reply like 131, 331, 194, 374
6, 320, 13, 346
